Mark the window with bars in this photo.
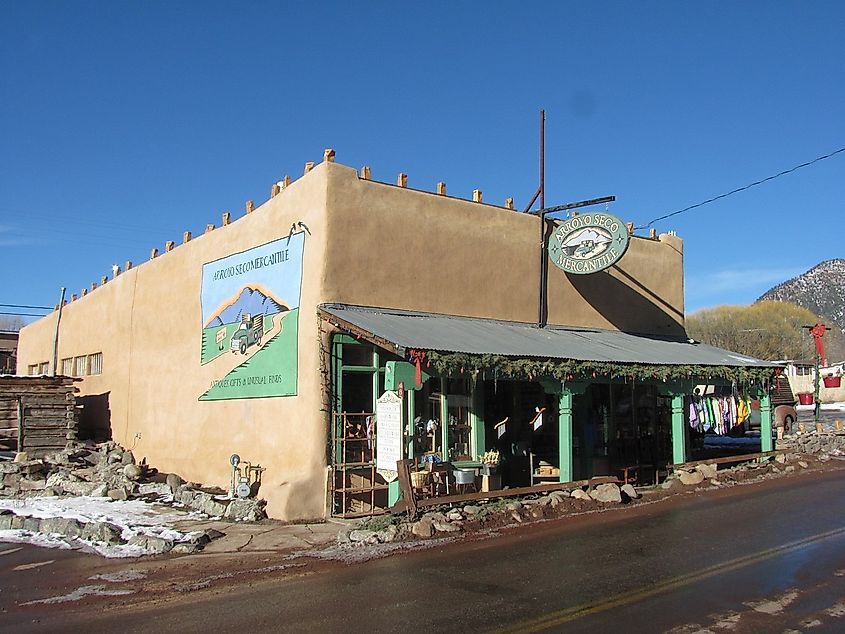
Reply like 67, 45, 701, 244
88, 352, 103, 375
73, 356, 87, 376
28, 364, 39, 375
37, 361, 49, 374
61, 358, 73, 376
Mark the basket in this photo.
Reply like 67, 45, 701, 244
797, 393, 813, 405
410, 470, 429, 489
823, 376, 841, 388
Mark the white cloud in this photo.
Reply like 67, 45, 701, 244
685, 266, 806, 313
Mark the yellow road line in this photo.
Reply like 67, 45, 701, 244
493, 526, 845, 634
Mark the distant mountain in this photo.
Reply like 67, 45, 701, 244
757, 259, 845, 330
205, 286, 288, 328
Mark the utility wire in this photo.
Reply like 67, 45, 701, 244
0, 303, 52, 310
638, 145, 845, 229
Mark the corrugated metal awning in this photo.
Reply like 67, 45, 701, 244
318, 304, 775, 368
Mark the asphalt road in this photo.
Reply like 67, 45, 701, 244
8, 469, 845, 633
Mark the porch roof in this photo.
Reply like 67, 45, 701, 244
318, 304, 776, 368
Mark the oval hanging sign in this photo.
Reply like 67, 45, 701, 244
548, 212, 630, 275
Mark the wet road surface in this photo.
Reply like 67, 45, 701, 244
7, 469, 845, 633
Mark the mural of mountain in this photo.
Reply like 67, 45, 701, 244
757, 259, 845, 330
205, 285, 289, 328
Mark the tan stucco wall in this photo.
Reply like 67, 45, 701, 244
18, 165, 332, 521
322, 163, 685, 336
17, 159, 687, 521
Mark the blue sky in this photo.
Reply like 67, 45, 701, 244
1, 1, 843, 322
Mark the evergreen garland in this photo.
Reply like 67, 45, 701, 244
423, 350, 775, 387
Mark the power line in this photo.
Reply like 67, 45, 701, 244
0, 303, 52, 310
0, 311, 49, 317
638, 145, 845, 229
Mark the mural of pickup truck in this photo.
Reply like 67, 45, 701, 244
230, 313, 264, 355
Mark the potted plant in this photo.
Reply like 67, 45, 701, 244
823, 371, 842, 388
479, 450, 500, 476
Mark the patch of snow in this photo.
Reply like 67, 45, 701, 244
0, 495, 209, 558
21, 584, 135, 605
89, 569, 147, 582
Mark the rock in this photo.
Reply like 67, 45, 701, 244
530, 507, 545, 519
621, 483, 639, 499
710, 479, 721, 487
42, 487, 58, 497
121, 451, 136, 466
446, 510, 463, 521
0, 514, 11, 530
377, 525, 399, 543
551, 490, 570, 499
108, 487, 129, 501
192, 493, 228, 517
13, 451, 29, 463
171, 542, 202, 555
108, 451, 123, 464
433, 521, 460, 533
127, 535, 173, 554
3, 473, 21, 486
590, 483, 622, 504
775, 453, 787, 464
678, 470, 705, 486
798, 461, 809, 469
18, 461, 44, 476
538, 495, 553, 506
411, 518, 434, 538
138, 482, 172, 497
506, 501, 524, 512
550, 496, 562, 508
695, 464, 718, 479
166, 473, 183, 495
570, 489, 591, 501
785, 465, 796, 473
510, 511, 523, 523
123, 464, 143, 481
336, 529, 352, 544
349, 529, 379, 543
203, 528, 225, 541
81, 521, 123, 544
23, 517, 41, 532
90, 483, 109, 497
462, 505, 483, 516
18, 477, 46, 491
223, 498, 267, 522
661, 478, 683, 491
178, 488, 195, 505
0, 462, 20, 474
421, 511, 446, 523
10, 515, 24, 530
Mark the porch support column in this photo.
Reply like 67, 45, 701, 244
670, 394, 686, 465
657, 380, 691, 466
760, 393, 773, 452
559, 388, 573, 483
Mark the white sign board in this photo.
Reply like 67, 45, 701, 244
376, 390, 403, 474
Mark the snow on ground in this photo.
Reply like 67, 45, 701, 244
0, 495, 209, 558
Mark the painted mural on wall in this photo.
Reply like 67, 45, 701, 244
199, 232, 304, 400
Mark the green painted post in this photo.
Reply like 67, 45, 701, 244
671, 394, 686, 465
559, 388, 573, 482
407, 389, 416, 459
760, 393, 773, 452
388, 480, 400, 506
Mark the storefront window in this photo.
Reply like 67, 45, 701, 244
447, 379, 472, 460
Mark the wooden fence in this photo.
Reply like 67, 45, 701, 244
0, 376, 79, 456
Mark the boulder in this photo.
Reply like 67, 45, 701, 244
590, 483, 622, 504
108, 487, 129, 501
192, 492, 228, 517
127, 534, 174, 555
695, 464, 718, 479
171, 542, 203, 555
411, 518, 434, 538
0, 514, 13, 530
446, 510, 463, 521
462, 505, 483, 516
166, 473, 183, 495
90, 483, 109, 498
224, 498, 266, 522
377, 524, 399, 543
510, 511, 523, 523
0, 462, 20, 474
506, 501, 524, 512
81, 521, 123, 544
349, 529, 379, 543
678, 470, 705, 486
621, 483, 639, 499
661, 478, 683, 491
570, 489, 591, 501
433, 520, 461, 533
121, 451, 136, 466
123, 464, 143, 481
138, 482, 172, 497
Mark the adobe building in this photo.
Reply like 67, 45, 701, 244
17, 153, 776, 520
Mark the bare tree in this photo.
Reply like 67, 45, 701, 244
687, 300, 845, 362
0, 315, 25, 331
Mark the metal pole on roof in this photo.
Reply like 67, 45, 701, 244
538, 110, 547, 328
51, 287, 65, 376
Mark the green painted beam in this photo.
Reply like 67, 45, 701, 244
760, 393, 773, 452
671, 394, 686, 464
559, 387, 573, 482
